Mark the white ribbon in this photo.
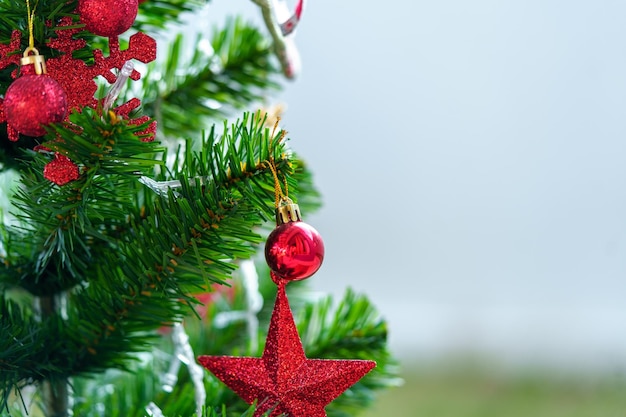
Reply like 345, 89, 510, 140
251, 0, 306, 78
103, 61, 134, 112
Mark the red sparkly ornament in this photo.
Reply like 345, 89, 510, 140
47, 17, 157, 140
1, 17, 157, 142
265, 202, 324, 281
44, 153, 80, 185
46, 18, 156, 112
78, 0, 139, 37
4, 64, 67, 140
199, 200, 374, 416
198, 283, 375, 417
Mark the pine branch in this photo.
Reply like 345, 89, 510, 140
135, 0, 209, 32
66, 274, 396, 417
140, 19, 280, 140
71, 366, 267, 417
297, 289, 402, 417
67, 268, 277, 416
0, 297, 44, 412
0, 0, 82, 63
0, 1, 397, 415
1, 110, 162, 295
0, 112, 318, 405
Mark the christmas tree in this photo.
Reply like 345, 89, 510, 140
0, 0, 398, 416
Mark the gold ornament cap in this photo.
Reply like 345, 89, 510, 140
276, 202, 301, 226
21, 47, 47, 75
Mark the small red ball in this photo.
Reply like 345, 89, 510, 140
79, 0, 139, 37
265, 221, 324, 281
4, 74, 68, 137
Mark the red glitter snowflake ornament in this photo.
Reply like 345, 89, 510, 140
198, 200, 376, 417
46, 16, 157, 138
0, 11, 157, 141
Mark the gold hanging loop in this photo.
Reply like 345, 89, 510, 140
264, 157, 300, 225
21, 0, 46, 74
21, 46, 47, 74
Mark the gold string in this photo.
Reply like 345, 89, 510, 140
282, 175, 289, 200
264, 159, 287, 208
270, 116, 280, 139
26, 0, 36, 49
265, 119, 290, 208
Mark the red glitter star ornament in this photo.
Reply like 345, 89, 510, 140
198, 193, 376, 417
199, 282, 376, 417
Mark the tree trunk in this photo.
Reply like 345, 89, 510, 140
38, 295, 69, 417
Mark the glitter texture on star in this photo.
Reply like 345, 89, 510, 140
198, 283, 376, 417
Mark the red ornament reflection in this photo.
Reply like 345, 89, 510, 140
265, 221, 324, 281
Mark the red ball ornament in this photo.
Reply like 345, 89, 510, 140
79, 0, 139, 37
4, 67, 68, 138
265, 217, 324, 282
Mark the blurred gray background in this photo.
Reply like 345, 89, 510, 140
198, 0, 626, 370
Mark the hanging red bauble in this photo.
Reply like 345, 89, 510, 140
4, 65, 68, 139
200, 191, 373, 416
78, 0, 139, 37
265, 202, 324, 281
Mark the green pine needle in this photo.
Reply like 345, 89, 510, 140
140, 19, 281, 140
0, 1, 396, 414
